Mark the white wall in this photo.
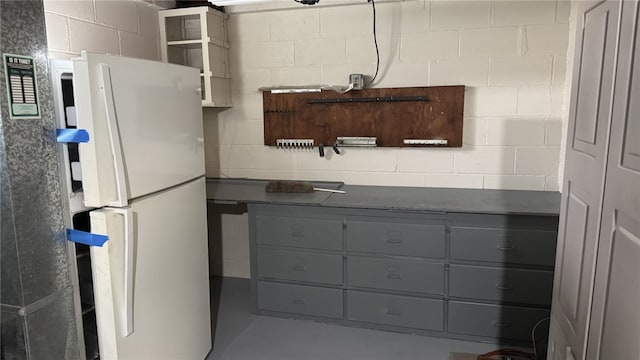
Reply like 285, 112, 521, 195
43, 0, 174, 61
205, 0, 572, 192
206, 0, 575, 278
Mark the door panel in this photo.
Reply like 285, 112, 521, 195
90, 178, 211, 359
573, 1, 620, 156
73, 52, 205, 207
549, 1, 622, 359
587, 2, 640, 358
598, 215, 640, 359
557, 188, 589, 321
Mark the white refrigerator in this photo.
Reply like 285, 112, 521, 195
51, 52, 211, 359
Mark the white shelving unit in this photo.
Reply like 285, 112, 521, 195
159, 6, 232, 108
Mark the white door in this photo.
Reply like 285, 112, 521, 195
549, 1, 640, 359
586, 1, 640, 358
547, 1, 622, 359
90, 178, 211, 359
73, 51, 205, 208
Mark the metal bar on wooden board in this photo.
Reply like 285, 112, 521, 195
307, 96, 429, 104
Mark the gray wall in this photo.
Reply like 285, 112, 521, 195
1, 1, 80, 359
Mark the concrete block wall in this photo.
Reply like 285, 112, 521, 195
205, 0, 574, 278
43, 0, 174, 61
205, 0, 571, 193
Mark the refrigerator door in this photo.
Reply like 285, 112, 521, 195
90, 177, 211, 359
73, 51, 205, 208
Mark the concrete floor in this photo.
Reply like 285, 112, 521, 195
206, 277, 505, 360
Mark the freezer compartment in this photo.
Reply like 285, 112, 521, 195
72, 52, 205, 207
89, 177, 210, 359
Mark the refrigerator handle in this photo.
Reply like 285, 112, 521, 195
109, 207, 135, 337
99, 63, 128, 207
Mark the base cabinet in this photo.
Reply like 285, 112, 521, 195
249, 204, 558, 345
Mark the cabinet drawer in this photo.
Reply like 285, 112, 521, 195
258, 281, 343, 319
257, 249, 343, 285
450, 227, 557, 267
347, 291, 444, 331
347, 220, 445, 258
449, 265, 553, 306
256, 215, 343, 251
448, 301, 550, 342
347, 256, 444, 295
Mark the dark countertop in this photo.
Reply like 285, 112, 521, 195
206, 178, 561, 216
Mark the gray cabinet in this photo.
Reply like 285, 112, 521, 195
249, 203, 557, 345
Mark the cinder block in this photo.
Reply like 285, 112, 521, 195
490, 57, 553, 86
454, 146, 516, 174
120, 31, 159, 61
545, 176, 560, 191
401, 31, 459, 61
271, 9, 319, 40
230, 120, 264, 146
347, 34, 399, 65
372, 61, 429, 88
552, 56, 568, 86
231, 68, 271, 95
295, 150, 347, 171
296, 37, 346, 66
425, 174, 484, 189
464, 87, 518, 117
45, 12, 70, 51
492, 1, 556, 26
320, 5, 374, 37
237, 41, 295, 68
228, 13, 270, 43
483, 175, 545, 190
486, 118, 546, 146
137, 3, 160, 38
429, 58, 489, 87
517, 86, 552, 116
345, 148, 398, 172
342, 172, 426, 187
219, 94, 263, 121
43, 0, 95, 21
271, 66, 321, 86
462, 118, 487, 145
545, 120, 564, 146
69, 19, 119, 55
556, 0, 572, 23
431, 1, 490, 30
460, 27, 519, 58
95, 0, 138, 33
219, 145, 253, 169
524, 24, 570, 56
397, 149, 454, 173
514, 147, 561, 175
251, 145, 297, 170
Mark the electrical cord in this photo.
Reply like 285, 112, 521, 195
531, 317, 550, 360
369, 0, 380, 85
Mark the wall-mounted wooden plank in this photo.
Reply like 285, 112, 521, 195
262, 86, 464, 147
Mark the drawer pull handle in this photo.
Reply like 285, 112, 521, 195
495, 283, 513, 291
290, 225, 304, 238
386, 310, 401, 316
387, 238, 403, 244
386, 273, 401, 280
292, 299, 306, 305
496, 245, 515, 251
493, 321, 511, 328
292, 265, 307, 272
